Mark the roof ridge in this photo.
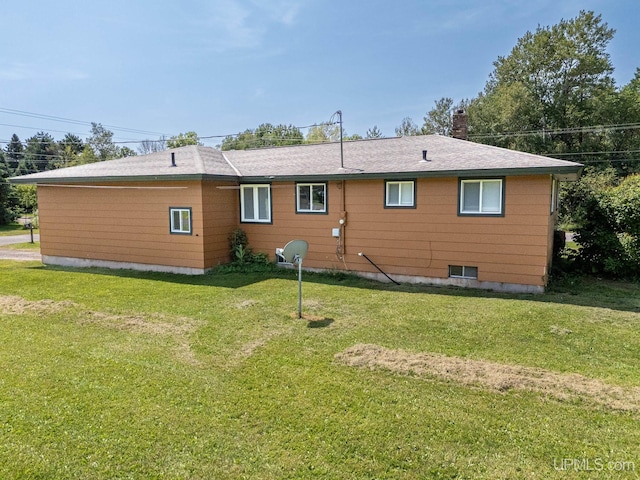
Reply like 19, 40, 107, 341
220, 150, 242, 177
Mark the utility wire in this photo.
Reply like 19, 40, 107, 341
0, 107, 168, 137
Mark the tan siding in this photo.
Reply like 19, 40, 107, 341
202, 180, 239, 267
36, 174, 555, 288
38, 181, 206, 269
244, 176, 553, 288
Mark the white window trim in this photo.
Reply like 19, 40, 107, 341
170, 207, 192, 234
460, 179, 503, 215
449, 265, 478, 279
240, 184, 272, 223
296, 183, 327, 213
385, 180, 415, 207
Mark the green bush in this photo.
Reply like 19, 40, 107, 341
224, 228, 274, 272
572, 172, 640, 278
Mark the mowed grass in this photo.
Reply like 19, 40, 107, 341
1, 262, 639, 479
0, 223, 39, 236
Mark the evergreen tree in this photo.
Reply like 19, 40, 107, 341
5, 134, 24, 173
365, 126, 383, 139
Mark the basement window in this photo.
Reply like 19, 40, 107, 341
170, 207, 192, 235
449, 265, 478, 279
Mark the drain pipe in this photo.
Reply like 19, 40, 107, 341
358, 252, 400, 285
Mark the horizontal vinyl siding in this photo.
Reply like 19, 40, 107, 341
37, 181, 206, 269
202, 181, 238, 267
244, 176, 552, 288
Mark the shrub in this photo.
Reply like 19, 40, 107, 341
224, 228, 274, 272
572, 172, 640, 278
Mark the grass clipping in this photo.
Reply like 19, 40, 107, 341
0, 295, 201, 366
336, 344, 640, 411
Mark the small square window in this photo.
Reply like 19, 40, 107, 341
170, 207, 192, 234
297, 183, 327, 213
385, 181, 415, 207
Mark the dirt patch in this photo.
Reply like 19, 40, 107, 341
550, 325, 573, 335
335, 344, 640, 411
235, 299, 259, 309
0, 295, 77, 314
79, 311, 199, 336
79, 311, 203, 366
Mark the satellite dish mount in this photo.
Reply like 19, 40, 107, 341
280, 240, 309, 319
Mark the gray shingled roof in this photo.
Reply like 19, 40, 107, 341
9, 135, 583, 184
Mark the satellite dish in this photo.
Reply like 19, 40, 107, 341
279, 240, 309, 318
281, 239, 308, 264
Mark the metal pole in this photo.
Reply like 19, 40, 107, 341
30, 225, 34, 244
298, 259, 303, 319
338, 110, 344, 168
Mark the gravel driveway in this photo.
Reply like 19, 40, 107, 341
0, 234, 42, 261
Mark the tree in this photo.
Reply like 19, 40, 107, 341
221, 123, 304, 151
467, 11, 616, 155
344, 133, 363, 141
365, 126, 383, 139
138, 137, 167, 155
422, 98, 454, 135
13, 184, 38, 213
0, 150, 16, 224
5, 134, 24, 173
305, 124, 342, 143
55, 133, 84, 168
421, 98, 471, 136
567, 170, 640, 277
86, 123, 121, 162
166, 132, 201, 149
17, 132, 58, 174
120, 147, 137, 157
395, 117, 420, 137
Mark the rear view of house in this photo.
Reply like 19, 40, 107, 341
10, 134, 582, 293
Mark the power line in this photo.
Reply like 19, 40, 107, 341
469, 122, 640, 139
0, 107, 168, 137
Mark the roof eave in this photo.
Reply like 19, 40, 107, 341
241, 165, 584, 182
9, 173, 241, 185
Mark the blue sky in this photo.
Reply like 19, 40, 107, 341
1, 0, 638, 148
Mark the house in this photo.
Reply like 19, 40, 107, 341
10, 133, 582, 293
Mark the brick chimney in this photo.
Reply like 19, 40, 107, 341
452, 109, 468, 140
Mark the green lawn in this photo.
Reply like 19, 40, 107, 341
1, 262, 639, 479
0, 223, 38, 236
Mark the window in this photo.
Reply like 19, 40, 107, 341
385, 180, 415, 207
449, 265, 478, 279
459, 179, 503, 215
296, 183, 327, 213
170, 207, 192, 234
241, 184, 271, 223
